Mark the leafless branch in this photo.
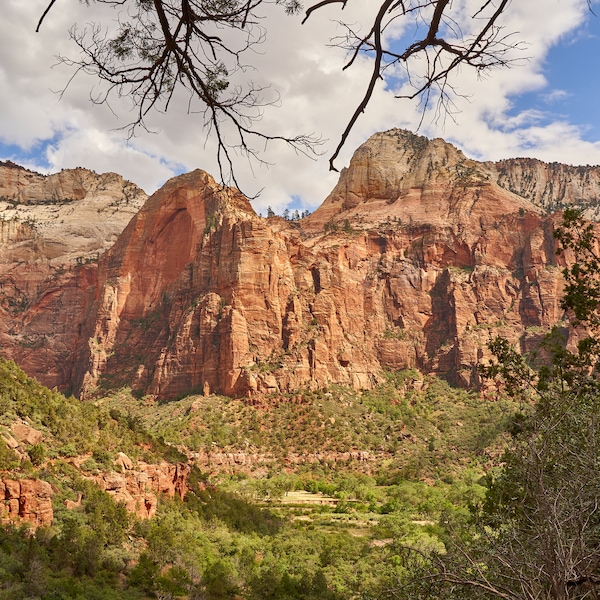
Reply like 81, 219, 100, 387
38, 1, 593, 184
38, 0, 321, 191
36, 0, 59, 33
304, 0, 520, 171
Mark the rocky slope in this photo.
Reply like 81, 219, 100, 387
493, 157, 600, 217
2, 131, 599, 398
0, 357, 194, 529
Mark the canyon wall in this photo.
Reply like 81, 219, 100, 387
69, 131, 573, 397
2, 131, 598, 398
0, 163, 146, 389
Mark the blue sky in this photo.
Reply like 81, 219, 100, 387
1, 1, 600, 211
506, 10, 600, 148
1, 138, 57, 171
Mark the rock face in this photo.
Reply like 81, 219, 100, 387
493, 158, 600, 217
0, 162, 146, 261
0, 478, 54, 528
191, 449, 373, 476
92, 461, 191, 519
0, 163, 147, 389
2, 131, 599, 397
0, 461, 190, 527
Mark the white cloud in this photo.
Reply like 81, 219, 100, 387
42, 128, 177, 192
1, 0, 599, 212
541, 89, 571, 104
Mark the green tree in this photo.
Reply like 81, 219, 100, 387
27, 443, 46, 466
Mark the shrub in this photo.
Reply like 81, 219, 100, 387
58, 443, 78, 457
28, 443, 46, 466
92, 449, 113, 469
80, 458, 100, 473
0, 439, 20, 470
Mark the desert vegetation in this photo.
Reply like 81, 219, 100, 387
0, 353, 510, 600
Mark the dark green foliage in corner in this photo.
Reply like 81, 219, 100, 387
27, 443, 46, 466
0, 497, 144, 600
0, 438, 19, 470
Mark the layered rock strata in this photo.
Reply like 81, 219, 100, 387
92, 460, 191, 519
3, 131, 599, 398
0, 163, 146, 389
69, 131, 570, 397
0, 478, 54, 528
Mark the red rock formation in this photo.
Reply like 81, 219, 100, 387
67, 131, 570, 397
0, 478, 54, 528
0, 461, 189, 527
2, 130, 598, 397
92, 461, 191, 519
0, 165, 146, 390
11, 422, 43, 445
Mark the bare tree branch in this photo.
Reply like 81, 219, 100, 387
39, 0, 321, 191
36, 0, 59, 33
301, 0, 347, 25
38, 1, 591, 184
304, 0, 520, 171
325, 0, 395, 172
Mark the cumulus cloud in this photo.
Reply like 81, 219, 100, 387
1, 0, 599, 211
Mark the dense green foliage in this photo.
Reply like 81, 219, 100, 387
0, 355, 510, 599
0, 358, 186, 466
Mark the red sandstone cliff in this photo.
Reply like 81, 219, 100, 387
67, 131, 570, 397
0, 460, 190, 528
0, 164, 146, 389
2, 130, 597, 398
0, 478, 54, 529
91, 459, 191, 519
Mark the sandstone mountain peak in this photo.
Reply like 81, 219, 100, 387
304, 129, 538, 237
0, 164, 147, 388
141, 168, 256, 221
2, 131, 600, 399
494, 156, 600, 217
0, 163, 145, 206
0, 164, 147, 265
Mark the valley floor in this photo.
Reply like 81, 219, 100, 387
0, 359, 514, 599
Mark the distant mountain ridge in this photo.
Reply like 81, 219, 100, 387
0, 130, 597, 398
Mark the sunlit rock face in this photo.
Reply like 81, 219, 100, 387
0, 478, 54, 529
4, 131, 599, 398
91, 460, 191, 520
0, 163, 146, 389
